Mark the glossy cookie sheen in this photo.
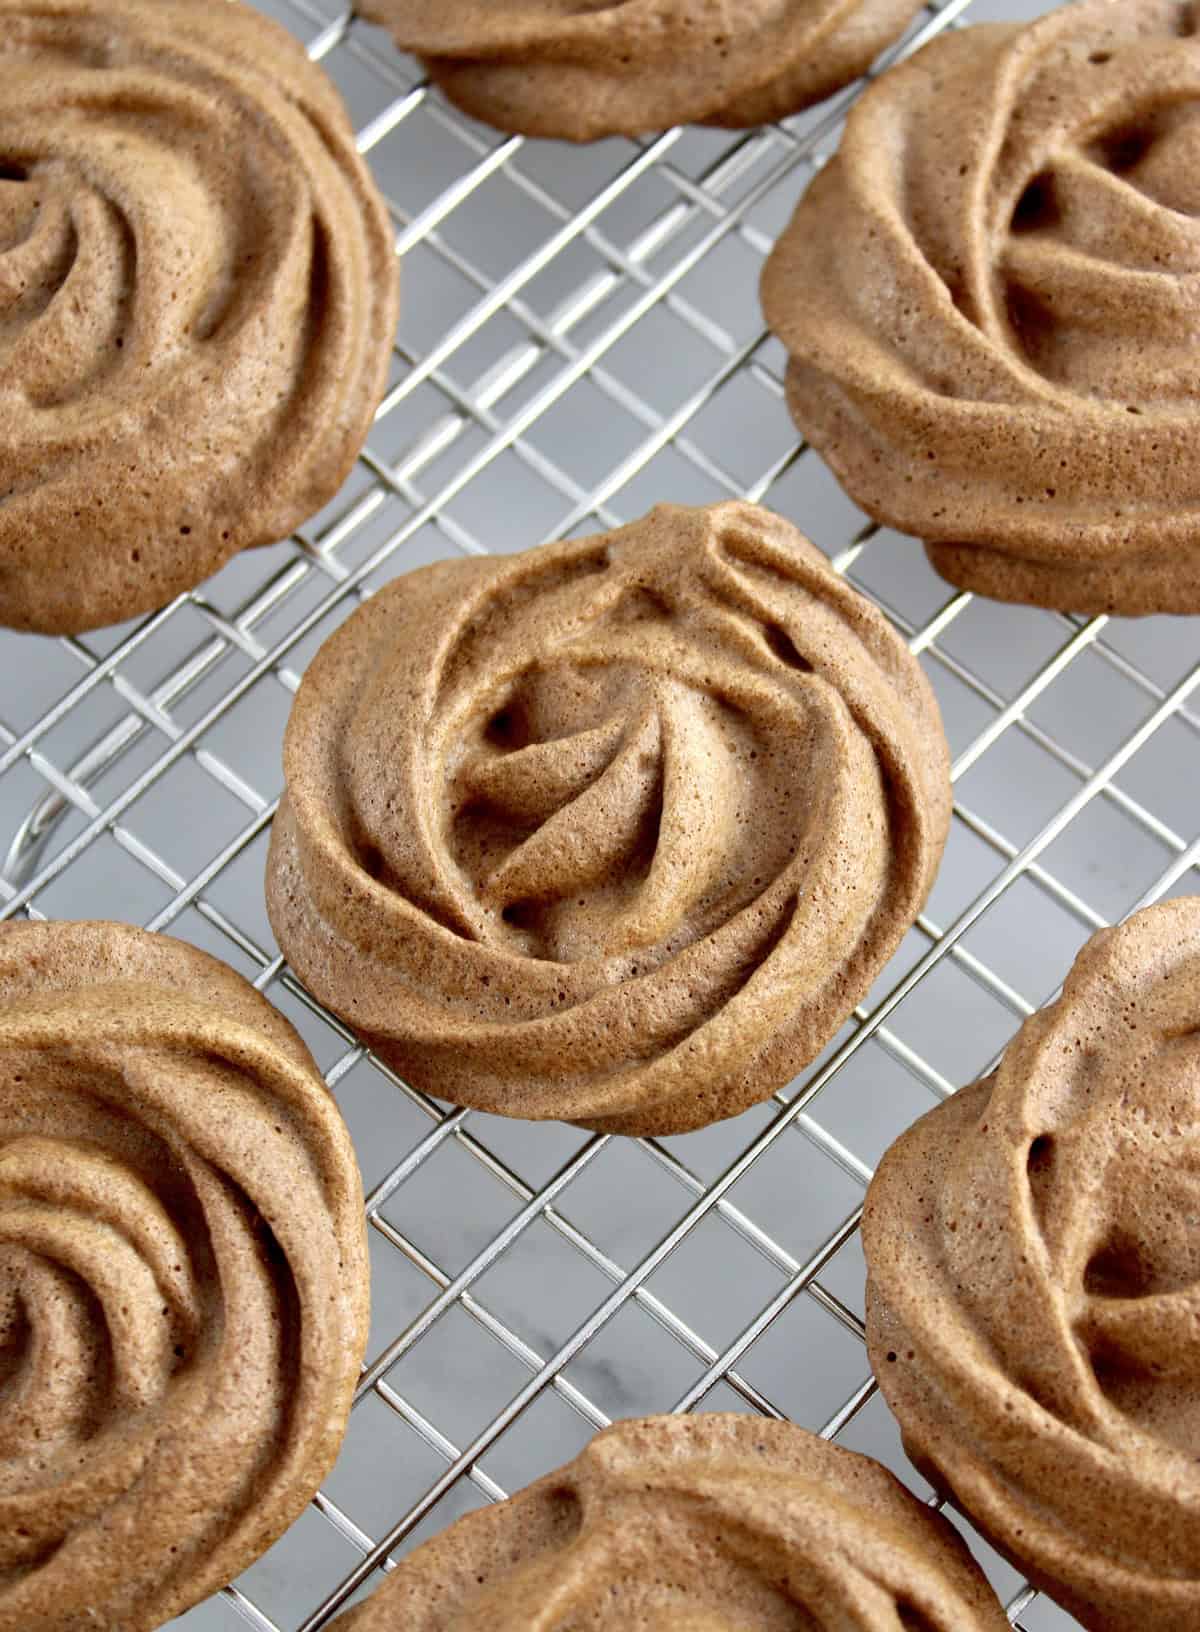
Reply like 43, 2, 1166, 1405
0, 0, 398, 633
762, 0, 1200, 614
358, 0, 924, 140
864, 899, 1200, 1632
329, 1414, 1011, 1629
267, 501, 951, 1136
0, 921, 368, 1632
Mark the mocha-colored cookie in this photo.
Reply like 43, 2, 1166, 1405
329, 1414, 1010, 1629
0, 920, 368, 1632
266, 501, 950, 1136
358, 0, 925, 141
761, 0, 1200, 615
0, 0, 398, 635
863, 899, 1200, 1632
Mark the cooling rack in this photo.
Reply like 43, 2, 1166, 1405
1, 1, 1197, 1626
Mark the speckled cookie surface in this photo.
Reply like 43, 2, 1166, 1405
266, 501, 950, 1136
329, 1414, 1010, 1629
358, 0, 925, 140
863, 899, 1200, 1632
0, 0, 398, 635
0, 920, 369, 1632
761, 0, 1200, 615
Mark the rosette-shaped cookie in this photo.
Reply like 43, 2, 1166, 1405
863, 899, 1200, 1632
267, 501, 950, 1136
0, 920, 369, 1632
761, 0, 1200, 615
330, 1414, 1010, 1629
357, 0, 925, 140
0, 0, 398, 635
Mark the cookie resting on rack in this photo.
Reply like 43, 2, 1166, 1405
761, 0, 1200, 615
0, 0, 398, 635
0, 920, 369, 1632
863, 898, 1200, 1632
357, 0, 925, 140
266, 500, 951, 1136
327, 1414, 1010, 1629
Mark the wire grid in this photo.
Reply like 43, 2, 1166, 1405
1, 2, 1198, 1626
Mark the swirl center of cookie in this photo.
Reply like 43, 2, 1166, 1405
998, 91, 1200, 397
447, 654, 811, 963
347, 535, 846, 970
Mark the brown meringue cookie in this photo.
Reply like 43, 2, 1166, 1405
357, 0, 925, 141
0, 0, 398, 635
266, 501, 950, 1136
863, 899, 1200, 1632
0, 920, 369, 1632
761, 0, 1200, 615
329, 1414, 1010, 1630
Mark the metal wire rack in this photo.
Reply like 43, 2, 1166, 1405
2, 1, 1197, 1626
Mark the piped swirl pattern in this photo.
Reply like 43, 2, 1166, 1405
762, 0, 1200, 613
0, 921, 368, 1632
330, 1415, 1011, 1630
864, 899, 1200, 1632
358, 0, 925, 140
267, 502, 950, 1135
0, 0, 398, 633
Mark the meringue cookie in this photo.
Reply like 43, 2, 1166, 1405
329, 1414, 1011, 1630
864, 898, 1200, 1632
0, 919, 368, 1632
0, 0, 398, 633
358, 0, 925, 141
266, 501, 950, 1135
762, 0, 1200, 614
